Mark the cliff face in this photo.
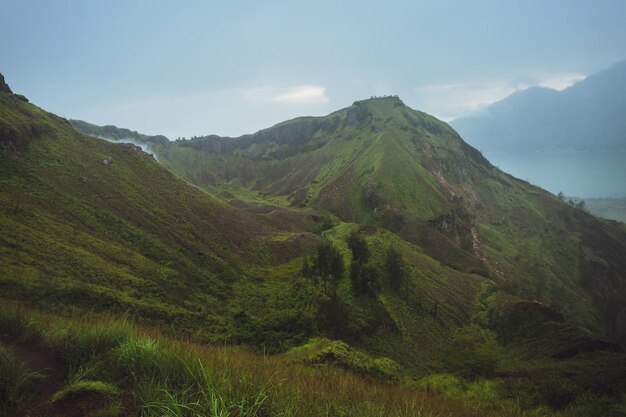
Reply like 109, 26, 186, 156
0, 73, 13, 94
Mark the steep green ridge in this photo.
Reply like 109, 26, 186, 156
68, 119, 169, 158
75, 96, 626, 347
0, 88, 328, 346
1, 82, 494, 369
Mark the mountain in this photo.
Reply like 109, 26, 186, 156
68, 119, 168, 157
5, 78, 626, 414
74, 96, 626, 348
0, 73, 12, 94
0, 77, 330, 347
451, 60, 626, 152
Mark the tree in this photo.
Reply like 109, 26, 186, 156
311, 242, 344, 297
301, 258, 310, 278
347, 232, 380, 294
349, 262, 362, 291
385, 247, 406, 290
360, 265, 379, 294
347, 232, 369, 265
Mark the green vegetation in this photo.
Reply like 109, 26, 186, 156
285, 337, 402, 379
3, 81, 626, 415
74, 96, 626, 347
0, 344, 44, 415
2, 304, 626, 417
347, 232, 379, 294
303, 242, 345, 296
0, 305, 514, 417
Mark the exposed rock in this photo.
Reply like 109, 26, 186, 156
119, 142, 156, 161
0, 73, 13, 94
428, 214, 455, 233
289, 187, 309, 207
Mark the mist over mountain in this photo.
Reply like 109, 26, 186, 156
450, 61, 626, 198
452, 60, 626, 152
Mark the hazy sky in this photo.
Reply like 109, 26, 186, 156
2, 0, 626, 138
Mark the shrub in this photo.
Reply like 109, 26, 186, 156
0, 345, 43, 415
286, 338, 401, 379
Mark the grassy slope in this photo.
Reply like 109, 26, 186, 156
0, 91, 328, 347
4, 88, 626, 415
2, 304, 625, 417
0, 90, 491, 368
0, 305, 530, 417
91, 97, 626, 346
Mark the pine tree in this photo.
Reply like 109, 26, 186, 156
311, 242, 344, 296
386, 247, 405, 290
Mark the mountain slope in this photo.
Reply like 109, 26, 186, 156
0, 84, 332, 346
1, 81, 495, 370
6, 77, 626, 413
451, 60, 626, 152
74, 96, 626, 348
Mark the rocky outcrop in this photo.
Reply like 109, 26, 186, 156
0, 73, 13, 94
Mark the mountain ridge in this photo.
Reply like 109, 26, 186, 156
5, 73, 626, 413
72, 93, 626, 348
451, 60, 626, 152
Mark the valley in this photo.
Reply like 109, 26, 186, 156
2, 76, 626, 416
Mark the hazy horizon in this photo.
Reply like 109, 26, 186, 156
2, 0, 626, 138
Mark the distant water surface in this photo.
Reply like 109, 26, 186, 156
483, 151, 626, 198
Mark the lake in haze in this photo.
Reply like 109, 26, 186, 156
483, 150, 626, 198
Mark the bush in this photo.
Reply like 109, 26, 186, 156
0, 345, 43, 415
286, 338, 402, 379
46, 318, 132, 365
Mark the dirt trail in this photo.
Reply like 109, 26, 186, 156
8, 343, 66, 417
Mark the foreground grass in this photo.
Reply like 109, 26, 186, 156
0, 304, 558, 417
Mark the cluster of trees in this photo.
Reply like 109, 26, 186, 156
557, 192, 586, 211
347, 233, 378, 294
302, 232, 408, 297
369, 95, 400, 99
302, 242, 344, 297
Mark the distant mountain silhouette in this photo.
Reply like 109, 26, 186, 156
452, 60, 626, 152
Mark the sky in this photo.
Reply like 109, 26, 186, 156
2, 0, 626, 139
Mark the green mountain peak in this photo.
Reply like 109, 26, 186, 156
352, 95, 405, 108
71, 97, 626, 351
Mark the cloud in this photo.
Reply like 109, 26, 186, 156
414, 82, 521, 121
75, 85, 333, 139
271, 85, 329, 103
241, 84, 330, 104
538, 73, 586, 90
414, 72, 587, 121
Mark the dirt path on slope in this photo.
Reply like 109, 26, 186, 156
8, 343, 67, 417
